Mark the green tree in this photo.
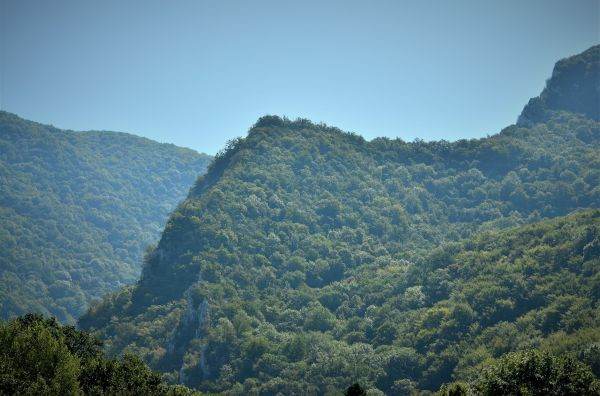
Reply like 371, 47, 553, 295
0, 314, 199, 395
476, 350, 600, 395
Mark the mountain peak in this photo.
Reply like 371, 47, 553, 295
518, 44, 599, 125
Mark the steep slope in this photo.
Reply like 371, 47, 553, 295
80, 46, 599, 393
518, 44, 599, 125
0, 112, 212, 323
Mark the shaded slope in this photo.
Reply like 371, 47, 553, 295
519, 44, 599, 125
0, 112, 212, 323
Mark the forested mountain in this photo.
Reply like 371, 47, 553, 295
0, 112, 212, 323
80, 46, 600, 394
80, 47, 600, 394
519, 45, 599, 125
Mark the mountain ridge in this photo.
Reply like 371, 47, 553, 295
518, 44, 600, 125
0, 111, 212, 323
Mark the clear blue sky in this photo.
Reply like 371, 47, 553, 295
1, 0, 598, 154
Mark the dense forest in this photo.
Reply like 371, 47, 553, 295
7, 312, 596, 396
0, 112, 212, 323
78, 46, 600, 394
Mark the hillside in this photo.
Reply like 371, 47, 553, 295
80, 46, 599, 394
0, 112, 212, 323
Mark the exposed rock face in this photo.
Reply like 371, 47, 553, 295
170, 273, 211, 385
518, 45, 599, 125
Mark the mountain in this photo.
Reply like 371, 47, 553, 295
80, 46, 599, 394
0, 112, 212, 323
518, 44, 599, 125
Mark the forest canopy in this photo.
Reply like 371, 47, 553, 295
0, 314, 199, 395
0, 112, 212, 323
80, 45, 600, 394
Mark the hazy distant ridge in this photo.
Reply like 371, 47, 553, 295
0, 112, 212, 323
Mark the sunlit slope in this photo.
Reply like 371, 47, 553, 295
81, 46, 599, 393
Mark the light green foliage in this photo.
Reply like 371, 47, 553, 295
0, 112, 211, 323
475, 350, 600, 395
440, 350, 600, 395
0, 317, 80, 394
0, 314, 200, 395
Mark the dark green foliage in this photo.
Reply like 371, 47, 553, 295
519, 45, 599, 125
0, 112, 211, 323
0, 314, 199, 395
345, 382, 367, 396
78, 46, 599, 394
580, 343, 600, 377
